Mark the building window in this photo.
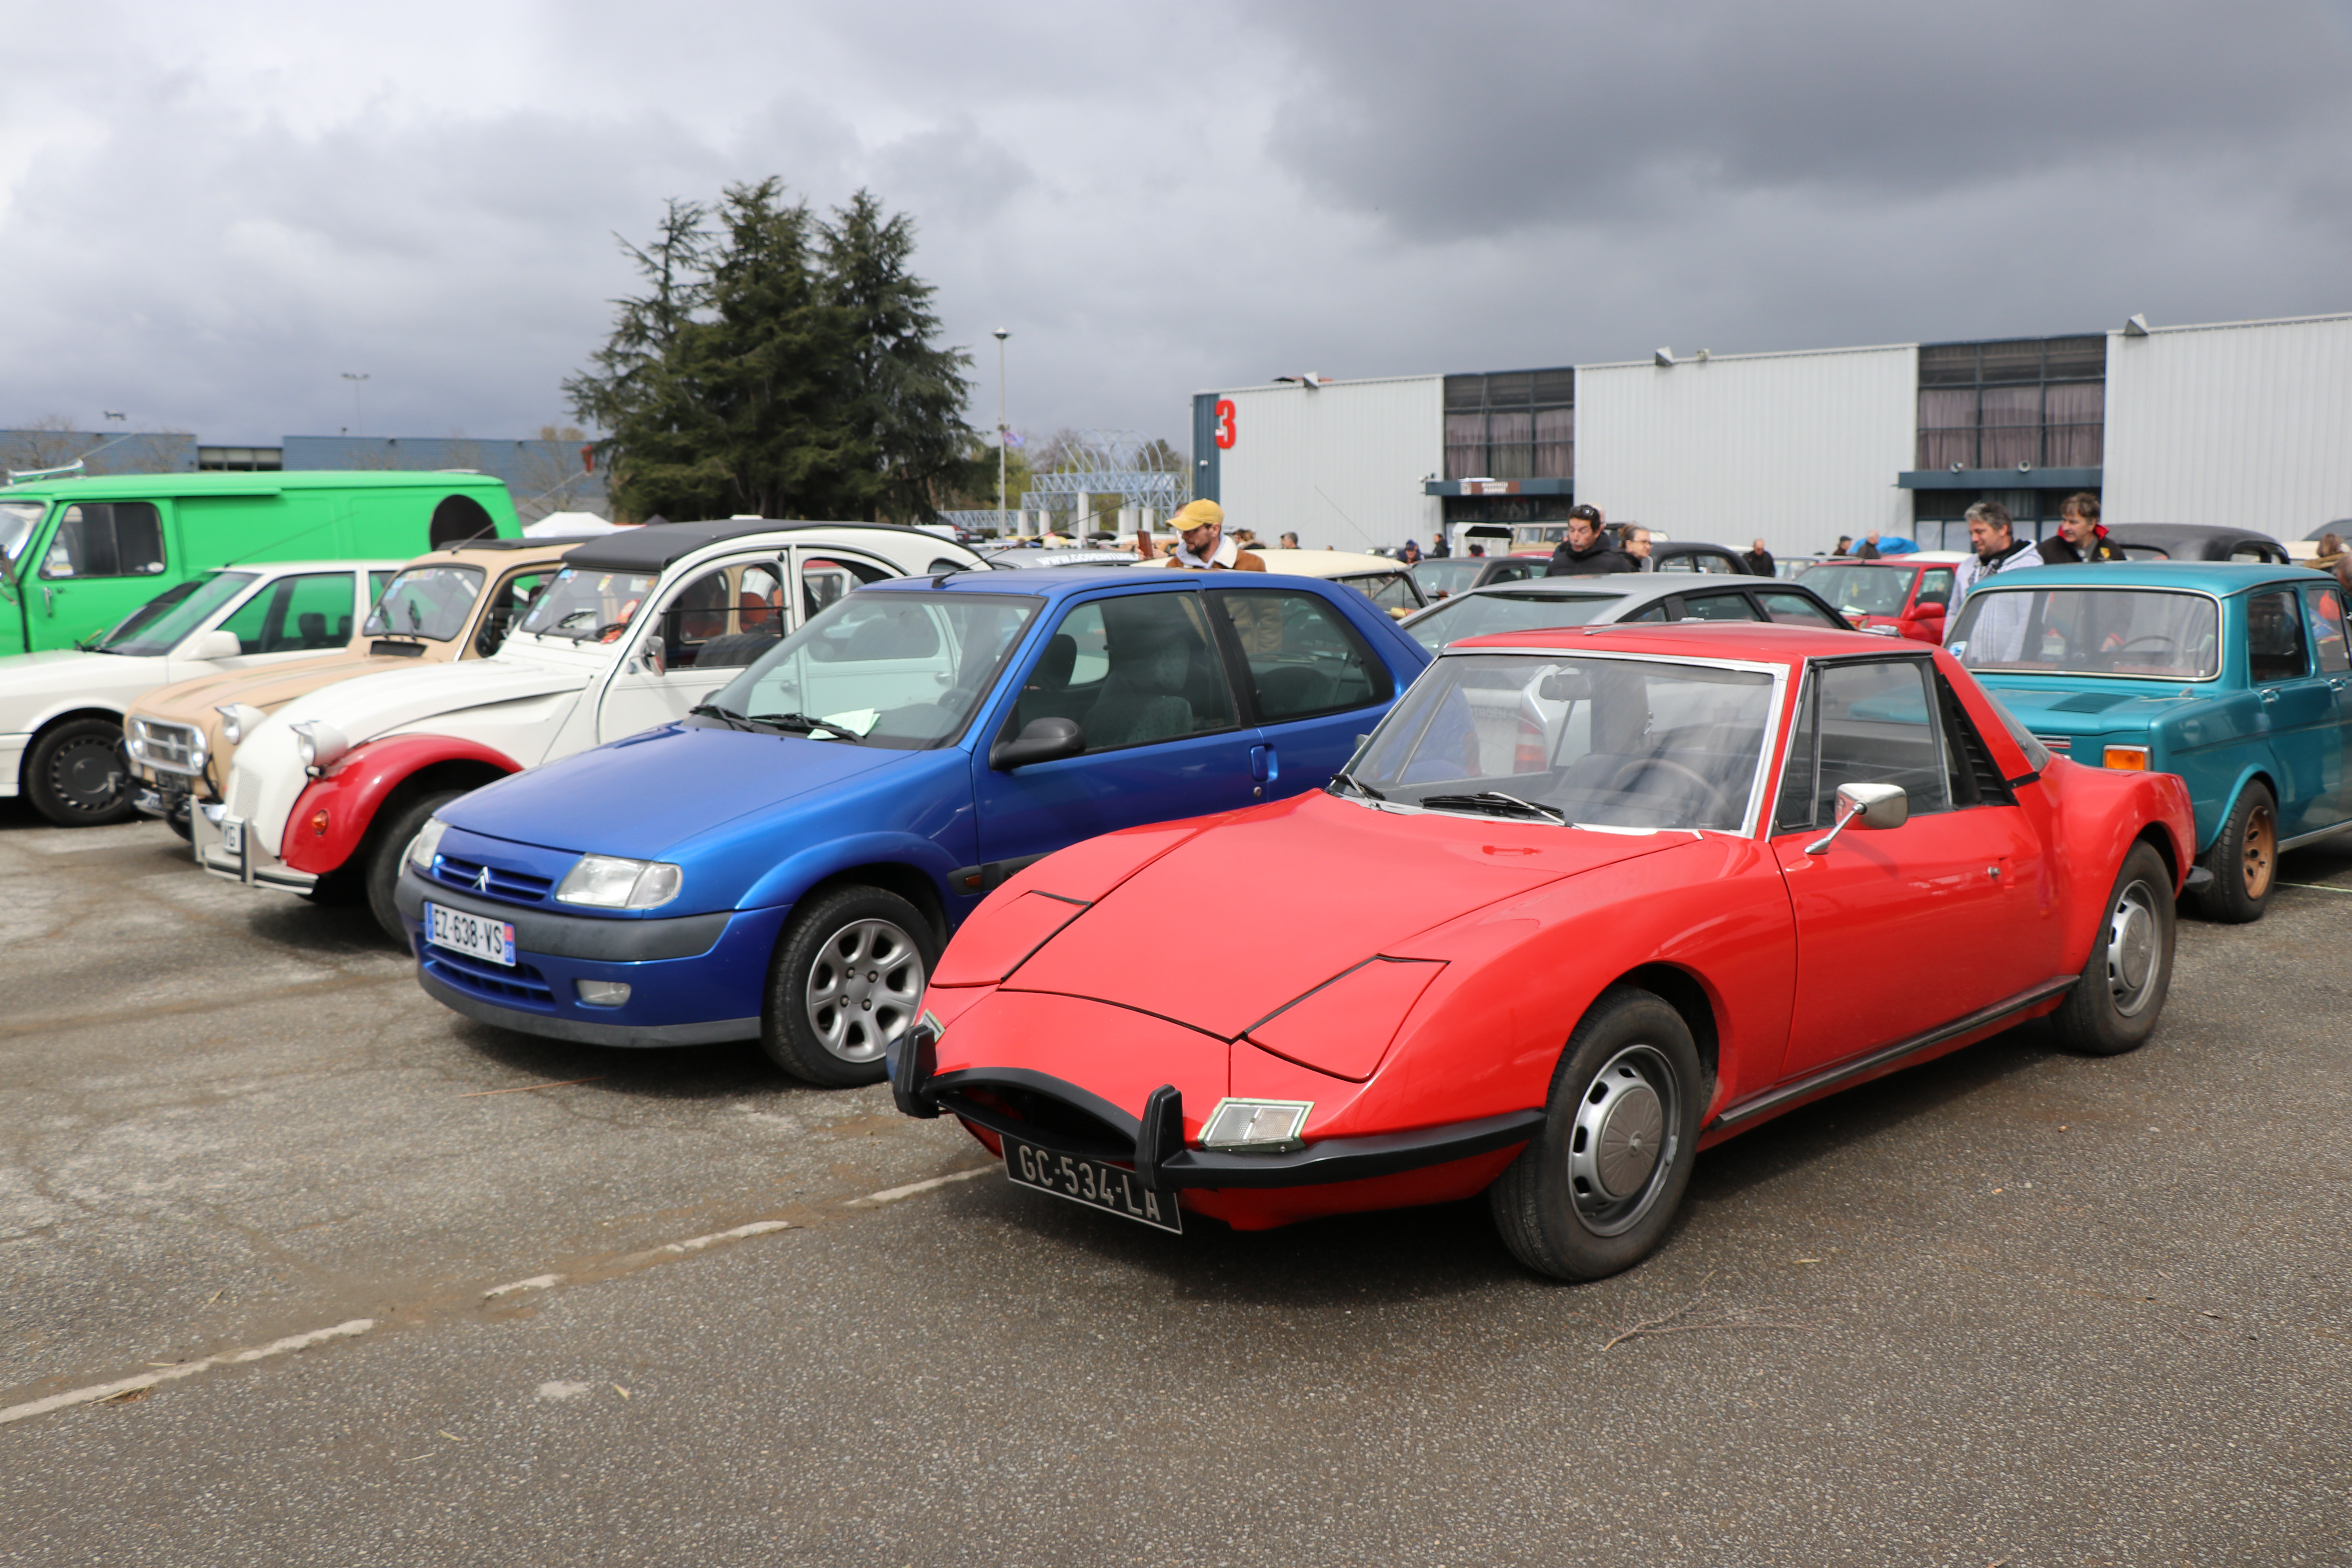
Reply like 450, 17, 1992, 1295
1444, 368, 1573, 481
1916, 336, 2104, 472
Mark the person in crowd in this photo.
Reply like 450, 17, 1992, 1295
1164, 500, 1265, 571
1622, 527, 1654, 570
1468, 543, 1486, 557
1429, 533, 1452, 558
1544, 505, 1633, 577
1279, 531, 1300, 550
1857, 532, 1882, 560
1742, 537, 1776, 576
1950, 501, 2042, 663
2311, 531, 2344, 577
1833, 535, 1853, 556
2037, 493, 2125, 564
1400, 539, 1423, 566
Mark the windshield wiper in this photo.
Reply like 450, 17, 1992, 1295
1416, 790, 1566, 824
1327, 770, 1386, 801
750, 711, 864, 743
687, 701, 756, 732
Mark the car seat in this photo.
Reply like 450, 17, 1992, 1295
298, 612, 330, 648
1084, 640, 1193, 748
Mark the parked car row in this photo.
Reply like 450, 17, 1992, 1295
9, 487, 2347, 1291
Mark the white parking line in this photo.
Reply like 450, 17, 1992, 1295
0, 1318, 376, 1427
653, 1219, 793, 1254
846, 1166, 993, 1207
483, 1274, 563, 1300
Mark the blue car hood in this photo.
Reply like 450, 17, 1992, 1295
1974, 677, 2203, 733
448, 724, 903, 859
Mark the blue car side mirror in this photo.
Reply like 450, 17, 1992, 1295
990, 717, 1086, 771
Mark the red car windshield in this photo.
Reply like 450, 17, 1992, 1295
1350, 652, 1776, 833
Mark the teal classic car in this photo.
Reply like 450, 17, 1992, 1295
1946, 562, 2352, 922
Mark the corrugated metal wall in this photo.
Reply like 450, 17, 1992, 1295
1200, 376, 1444, 550
2102, 314, 2352, 535
1575, 344, 1918, 562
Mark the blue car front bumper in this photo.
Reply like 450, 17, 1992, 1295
397, 868, 788, 1047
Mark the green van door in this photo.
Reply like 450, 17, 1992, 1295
0, 472, 520, 655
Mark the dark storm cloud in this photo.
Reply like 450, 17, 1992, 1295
1258, 0, 2352, 232
4, 1, 2350, 458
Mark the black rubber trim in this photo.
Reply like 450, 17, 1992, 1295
1707, 973, 2077, 1131
926, 1065, 1543, 1189
944, 852, 1049, 897
417, 969, 761, 1047
397, 869, 734, 962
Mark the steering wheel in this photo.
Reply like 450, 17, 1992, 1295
2118, 634, 2179, 654
1606, 756, 1733, 820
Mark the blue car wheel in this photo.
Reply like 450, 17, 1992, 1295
761, 884, 938, 1087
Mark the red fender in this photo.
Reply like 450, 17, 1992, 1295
279, 734, 521, 875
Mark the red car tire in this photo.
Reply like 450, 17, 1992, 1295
1489, 987, 1704, 1282
2048, 842, 2174, 1057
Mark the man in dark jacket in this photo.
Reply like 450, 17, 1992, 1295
2036, 492, 2125, 564
1545, 505, 1633, 577
1742, 538, 1775, 576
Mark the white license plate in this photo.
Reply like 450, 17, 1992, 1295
221, 817, 245, 855
425, 901, 516, 967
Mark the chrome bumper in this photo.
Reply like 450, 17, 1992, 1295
191, 800, 317, 892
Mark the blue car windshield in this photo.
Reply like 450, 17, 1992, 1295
708, 591, 1042, 749
1947, 587, 2220, 680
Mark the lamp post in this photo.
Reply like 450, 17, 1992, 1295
992, 329, 1010, 537
341, 372, 370, 436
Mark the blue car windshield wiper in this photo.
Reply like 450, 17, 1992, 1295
688, 701, 755, 732
750, 711, 864, 743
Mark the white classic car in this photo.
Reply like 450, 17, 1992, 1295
0, 560, 400, 826
200, 520, 988, 935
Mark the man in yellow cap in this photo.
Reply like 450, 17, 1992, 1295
1165, 500, 1265, 571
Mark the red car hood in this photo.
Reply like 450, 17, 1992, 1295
1007, 791, 1688, 1039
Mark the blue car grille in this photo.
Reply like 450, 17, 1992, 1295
431, 853, 555, 905
422, 947, 556, 1011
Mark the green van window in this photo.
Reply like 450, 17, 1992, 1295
41, 502, 166, 580
219, 572, 358, 654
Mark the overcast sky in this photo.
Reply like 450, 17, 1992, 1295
6, 0, 2350, 451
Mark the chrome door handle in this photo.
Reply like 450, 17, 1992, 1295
2260, 688, 2279, 703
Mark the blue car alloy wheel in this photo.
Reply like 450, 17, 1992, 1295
762, 885, 938, 1087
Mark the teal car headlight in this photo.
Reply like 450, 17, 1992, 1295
555, 854, 684, 910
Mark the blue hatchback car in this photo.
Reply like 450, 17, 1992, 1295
396, 568, 1431, 1082
1945, 561, 2352, 922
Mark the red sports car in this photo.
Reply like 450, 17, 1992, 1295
890, 623, 2198, 1280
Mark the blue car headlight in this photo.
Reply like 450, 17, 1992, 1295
556, 854, 684, 910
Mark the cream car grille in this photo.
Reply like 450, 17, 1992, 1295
129, 718, 205, 776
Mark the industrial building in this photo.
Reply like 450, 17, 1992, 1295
1191, 311, 2352, 559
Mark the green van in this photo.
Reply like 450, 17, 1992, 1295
0, 471, 521, 656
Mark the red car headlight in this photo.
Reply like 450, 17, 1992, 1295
1245, 957, 1446, 1082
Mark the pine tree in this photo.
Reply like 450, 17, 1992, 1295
566, 181, 979, 524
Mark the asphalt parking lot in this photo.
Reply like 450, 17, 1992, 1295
2, 804, 2346, 1567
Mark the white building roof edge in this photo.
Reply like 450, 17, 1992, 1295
1579, 341, 1917, 372
2109, 310, 2352, 336
1193, 373, 1444, 396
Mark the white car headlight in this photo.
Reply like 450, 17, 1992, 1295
216, 703, 266, 745
289, 720, 350, 771
555, 854, 683, 910
1198, 1098, 1314, 1152
406, 816, 449, 874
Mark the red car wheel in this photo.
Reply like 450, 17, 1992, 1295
1489, 987, 1704, 1282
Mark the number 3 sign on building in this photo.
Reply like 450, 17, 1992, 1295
1213, 398, 1237, 449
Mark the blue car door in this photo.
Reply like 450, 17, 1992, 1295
2246, 585, 2337, 837
970, 586, 1262, 871
2300, 581, 2352, 830
1204, 583, 1408, 794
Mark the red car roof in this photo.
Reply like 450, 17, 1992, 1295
1447, 619, 1879, 667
